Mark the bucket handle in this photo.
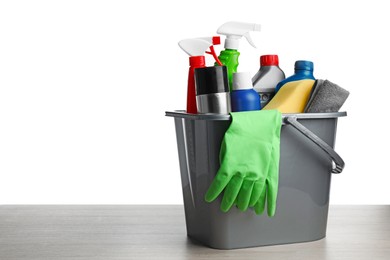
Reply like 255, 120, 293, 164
284, 116, 344, 174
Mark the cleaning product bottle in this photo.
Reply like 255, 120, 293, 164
231, 72, 261, 112
252, 55, 285, 107
275, 60, 315, 93
178, 37, 222, 114
216, 21, 261, 90
195, 66, 231, 114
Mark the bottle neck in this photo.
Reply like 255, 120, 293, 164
294, 69, 313, 76
189, 56, 205, 67
224, 49, 239, 52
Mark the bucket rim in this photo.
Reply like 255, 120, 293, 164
165, 110, 347, 121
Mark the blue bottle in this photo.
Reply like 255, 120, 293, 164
275, 60, 315, 93
231, 72, 261, 112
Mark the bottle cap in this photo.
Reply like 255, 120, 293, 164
232, 72, 253, 90
260, 55, 279, 66
195, 66, 229, 95
295, 60, 314, 71
189, 56, 205, 67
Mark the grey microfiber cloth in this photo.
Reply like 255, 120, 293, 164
304, 79, 349, 113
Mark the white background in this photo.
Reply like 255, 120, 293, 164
0, 0, 389, 204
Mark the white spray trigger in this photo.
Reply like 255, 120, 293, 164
244, 32, 256, 48
178, 36, 220, 57
178, 39, 211, 56
217, 21, 261, 50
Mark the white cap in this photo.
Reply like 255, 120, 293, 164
232, 72, 254, 90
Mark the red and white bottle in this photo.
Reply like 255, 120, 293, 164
178, 37, 222, 114
252, 55, 285, 108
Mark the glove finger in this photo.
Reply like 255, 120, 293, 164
254, 186, 267, 215
249, 140, 273, 207
266, 179, 278, 217
221, 175, 244, 212
205, 169, 231, 203
249, 179, 266, 207
266, 140, 280, 217
237, 180, 254, 211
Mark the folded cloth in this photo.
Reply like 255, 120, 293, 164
304, 79, 349, 113
204, 110, 282, 216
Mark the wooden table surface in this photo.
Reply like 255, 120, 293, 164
0, 205, 389, 260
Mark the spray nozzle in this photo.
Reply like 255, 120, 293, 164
217, 21, 261, 50
178, 36, 222, 65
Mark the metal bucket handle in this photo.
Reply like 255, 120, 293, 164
284, 116, 344, 174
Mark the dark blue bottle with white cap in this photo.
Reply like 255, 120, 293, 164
275, 60, 315, 93
231, 72, 261, 112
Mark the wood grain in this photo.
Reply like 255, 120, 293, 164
0, 205, 389, 259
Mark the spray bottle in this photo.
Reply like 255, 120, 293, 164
178, 37, 222, 114
216, 21, 261, 90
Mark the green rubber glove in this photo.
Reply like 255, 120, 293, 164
204, 110, 282, 214
253, 119, 281, 216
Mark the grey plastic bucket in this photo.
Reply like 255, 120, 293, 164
166, 110, 346, 249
